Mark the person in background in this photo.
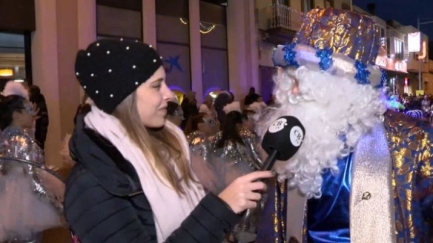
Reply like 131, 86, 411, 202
214, 91, 233, 129
198, 95, 218, 136
196, 101, 263, 242
184, 113, 206, 137
244, 87, 260, 106
180, 91, 198, 129
0, 95, 62, 243
29, 85, 49, 149
166, 100, 184, 127
64, 39, 273, 243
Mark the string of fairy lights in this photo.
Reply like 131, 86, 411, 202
179, 18, 217, 34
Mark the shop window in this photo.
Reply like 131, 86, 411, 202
201, 1, 229, 96
0, 32, 29, 90
156, 0, 191, 93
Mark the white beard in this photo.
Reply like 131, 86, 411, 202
258, 66, 386, 199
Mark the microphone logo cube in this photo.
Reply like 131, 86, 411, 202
268, 118, 288, 133
290, 126, 304, 147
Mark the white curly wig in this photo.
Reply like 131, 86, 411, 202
257, 66, 386, 199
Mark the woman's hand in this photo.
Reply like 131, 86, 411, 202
218, 171, 274, 214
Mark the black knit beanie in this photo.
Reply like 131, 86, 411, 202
75, 39, 163, 113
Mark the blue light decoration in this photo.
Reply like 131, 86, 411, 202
282, 43, 299, 68
164, 55, 183, 73
354, 60, 371, 85
316, 48, 334, 71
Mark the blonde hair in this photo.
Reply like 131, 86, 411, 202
113, 92, 196, 194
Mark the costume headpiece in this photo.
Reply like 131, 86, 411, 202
223, 101, 241, 114
272, 8, 384, 87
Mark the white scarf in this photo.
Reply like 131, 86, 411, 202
84, 106, 206, 242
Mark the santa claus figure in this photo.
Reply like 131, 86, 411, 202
256, 8, 433, 243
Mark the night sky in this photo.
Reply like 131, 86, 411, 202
352, 0, 433, 39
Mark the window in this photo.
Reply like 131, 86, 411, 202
156, 0, 191, 92
0, 32, 30, 89
302, 0, 314, 12
274, 0, 290, 6
200, 1, 229, 96
324, 0, 334, 8
394, 38, 404, 59
341, 3, 351, 10
387, 38, 391, 57
96, 0, 143, 40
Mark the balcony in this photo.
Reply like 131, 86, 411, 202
407, 58, 429, 73
259, 4, 303, 45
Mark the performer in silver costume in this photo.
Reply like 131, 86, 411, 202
188, 101, 263, 243
0, 95, 64, 243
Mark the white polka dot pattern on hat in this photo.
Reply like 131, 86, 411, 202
75, 39, 163, 113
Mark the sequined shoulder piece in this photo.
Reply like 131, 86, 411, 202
186, 131, 207, 146
238, 126, 255, 138
1, 127, 33, 149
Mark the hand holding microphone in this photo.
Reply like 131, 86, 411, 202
226, 116, 305, 242
218, 171, 274, 214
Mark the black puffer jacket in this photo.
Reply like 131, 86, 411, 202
64, 114, 240, 243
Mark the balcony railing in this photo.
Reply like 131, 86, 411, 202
267, 4, 303, 31
407, 58, 429, 72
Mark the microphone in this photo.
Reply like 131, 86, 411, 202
260, 116, 305, 171
236, 116, 305, 243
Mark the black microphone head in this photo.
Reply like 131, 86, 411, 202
261, 116, 305, 161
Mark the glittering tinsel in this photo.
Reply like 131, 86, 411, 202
354, 60, 371, 85
282, 43, 299, 68
316, 48, 334, 71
